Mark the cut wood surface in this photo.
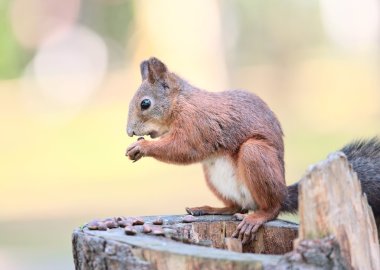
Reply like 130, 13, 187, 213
72, 215, 298, 270
297, 152, 380, 270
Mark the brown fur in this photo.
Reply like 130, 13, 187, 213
126, 57, 287, 244
237, 139, 286, 212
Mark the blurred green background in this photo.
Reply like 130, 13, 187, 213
1, 0, 379, 269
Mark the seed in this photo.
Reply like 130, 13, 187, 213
132, 217, 145, 225
97, 222, 107, 231
116, 216, 126, 222
125, 226, 137, 235
87, 220, 99, 230
153, 218, 163, 225
105, 220, 118, 229
182, 215, 197, 223
117, 220, 126, 227
142, 224, 152, 233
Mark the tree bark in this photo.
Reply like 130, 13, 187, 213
297, 152, 380, 270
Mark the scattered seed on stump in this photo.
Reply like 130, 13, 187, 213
116, 216, 126, 222
97, 222, 107, 231
153, 218, 163, 225
105, 220, 118, 229
87, 220, 99, 230
87, 224, 98, 230
182, 215, 197, 223
125, 226, 137, 235
133, 217, 145, 225
142, 224, 152, 233
117, 220, 128, 227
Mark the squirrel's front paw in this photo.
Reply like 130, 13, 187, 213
126, 139, 147, 162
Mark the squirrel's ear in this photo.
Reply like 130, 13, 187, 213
147, 57, 167, 83
140, 60, 149, 81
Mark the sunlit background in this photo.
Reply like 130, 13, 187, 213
1, 0, 379, 269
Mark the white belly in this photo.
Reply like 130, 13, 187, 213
203, 156, 257, 210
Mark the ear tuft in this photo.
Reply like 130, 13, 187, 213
140, 60, 149, 81
147, 57, 167, 83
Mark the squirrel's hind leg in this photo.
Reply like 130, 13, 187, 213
185, 205, 247, 216
232, 138, 287, 244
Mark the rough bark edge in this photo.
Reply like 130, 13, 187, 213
297, 152, 380, 270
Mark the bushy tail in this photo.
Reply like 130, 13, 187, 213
281, 137, 380, 216
280, 183, 299, 214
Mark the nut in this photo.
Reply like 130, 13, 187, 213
182, 215, 197, 223
132, 217, 145, 225
116, 216, 126, 222
117, 220, 127, 227
87, 220, 99, 230
153, 217, 163, 225
97, 222, 107, 231
118, 217, 135, 227
142, 224, 152, 233
125, 226, 137, 235
105, 220, 118, 229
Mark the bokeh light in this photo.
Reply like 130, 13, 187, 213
33, 25, 107, 104
10, 0, 80, 48
320, 0, 380, 51
20, 25, 108, 124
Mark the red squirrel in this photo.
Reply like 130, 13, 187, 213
126, 57, 380, 244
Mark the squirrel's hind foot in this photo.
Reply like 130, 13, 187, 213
231, 211, 277, 245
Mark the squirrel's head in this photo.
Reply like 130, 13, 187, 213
126, 57, 178, 138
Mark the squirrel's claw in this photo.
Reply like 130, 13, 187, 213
133, 152, 144, 162
185, 207, 204, 216
232, 213, 246, 221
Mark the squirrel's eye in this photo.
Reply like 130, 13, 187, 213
140, 99, 151, 110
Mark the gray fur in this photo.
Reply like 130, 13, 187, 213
281, 137, 380, 217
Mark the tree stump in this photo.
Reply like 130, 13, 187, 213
72, 215, 298, 270
297, 152, 380, 270
72, 151, 380, 269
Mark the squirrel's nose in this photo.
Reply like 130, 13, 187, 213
127, 127, 135, 137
